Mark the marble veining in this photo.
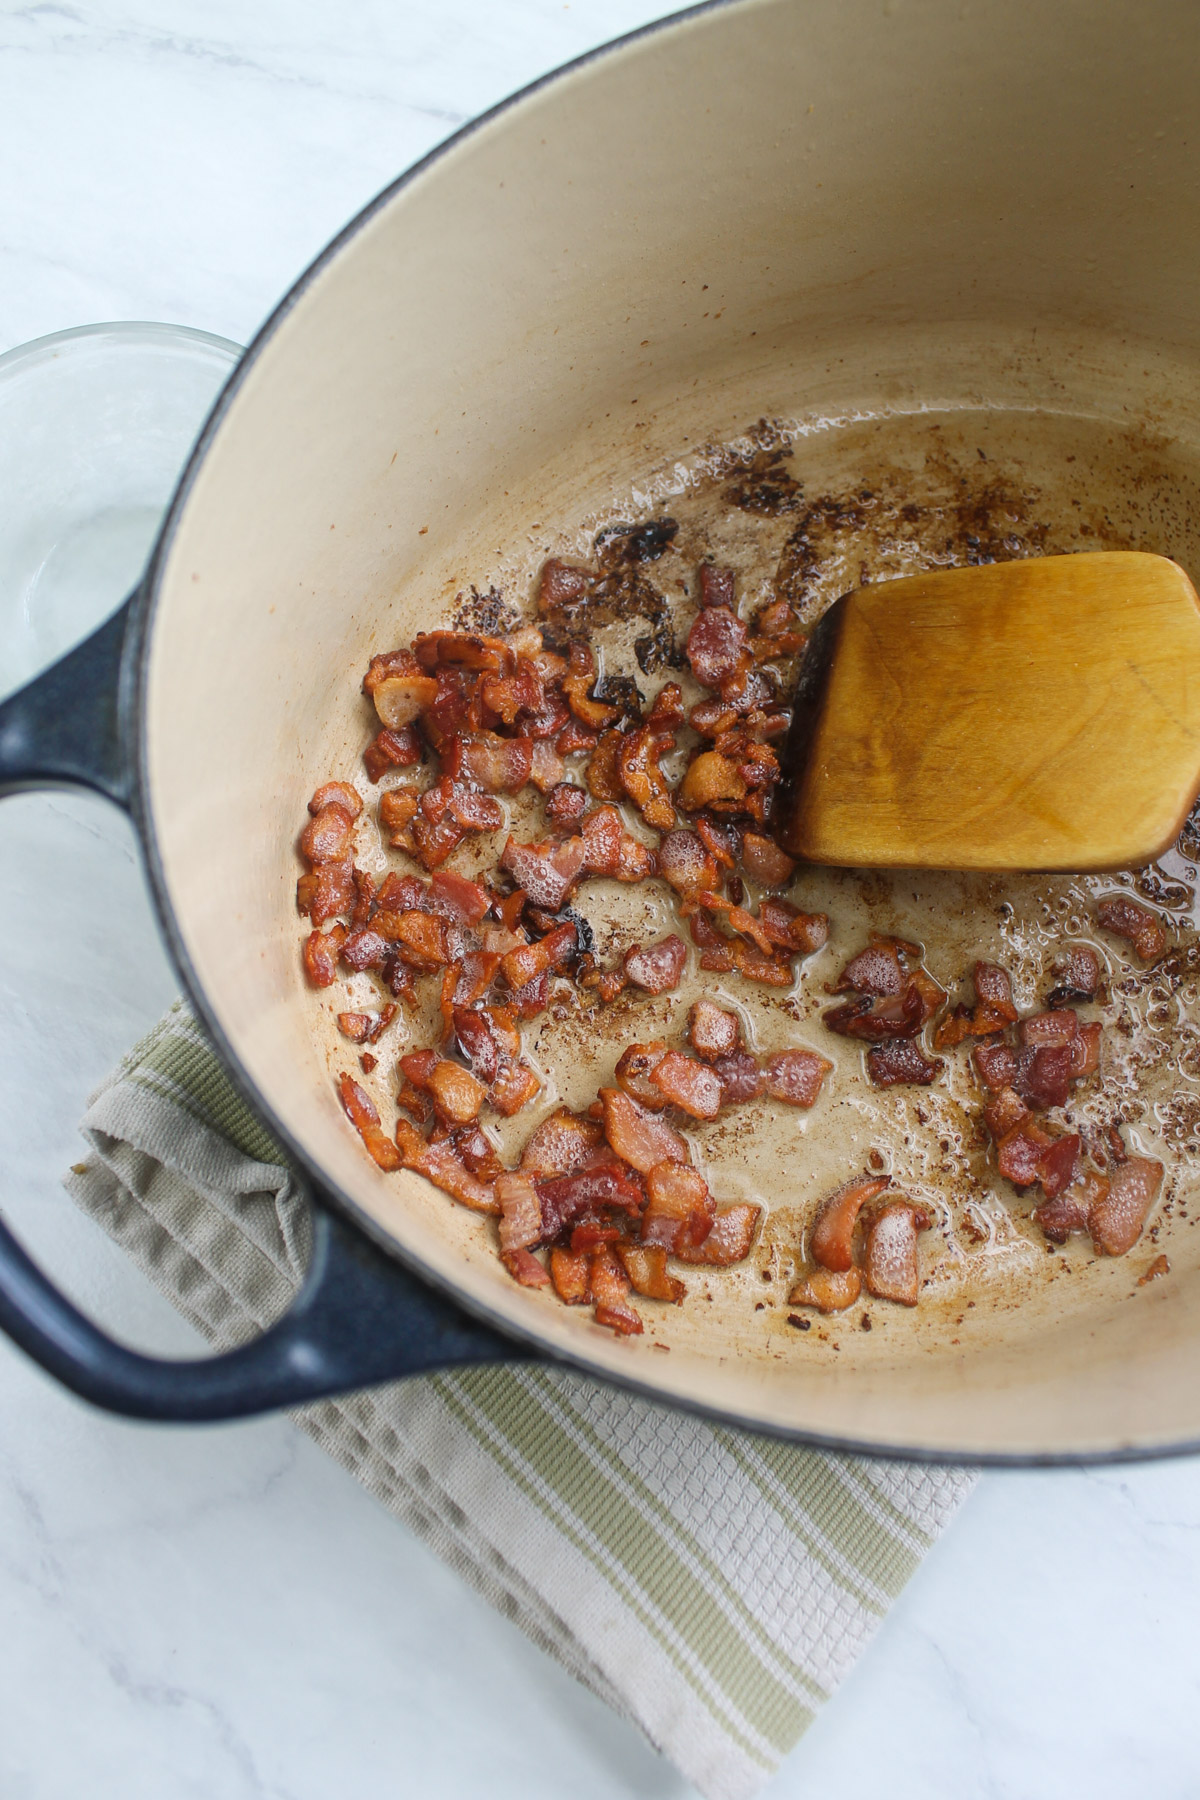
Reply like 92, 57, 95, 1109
3, 5, 1200, 1797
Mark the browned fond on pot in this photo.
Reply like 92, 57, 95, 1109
141, 0, 1200, 1458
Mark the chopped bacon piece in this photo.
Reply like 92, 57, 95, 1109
1014, 1043, 1077, 1111
867, 1040, 943, 1088
624, 935, 687, 995
399, 1047, 438, 1090
1049, 943, 1101, 1002
590, 1245, 643, 1335
538, 558, 592, 615
563, 643, 621, 730
297, 857, 356, 925
520, 1108, 604, 1178
501, 920, 577, 990
537, 1164, 645, 1240
414, 630, 511, 673
445, 784, 505, 832
394, 1118, 499, 1213
585, 729, 627, 802
453, 1007, 499, 1082
823, 985, 922, 1040
508, 969, 551, 1018
686, 604, 748, 689
810, 1175, 891, 1271
618, 726, 676, 832
740, 832, 795, 888
303, 925, 346, 986
601, 1089, 688, 1173
695, 815, 742, 867
649, 1051, 723, 1120
369, 671, 440, 730
762, 1048, 832, 1106
336, 1012, 373, 1044
1036, 1132, 1081, 1199
502, 1247, 551, 1288
698, 563, 736, 610
374, 871, 425, 913
381, 953, 418, 1003
658, 829, 718, 898
617, 1243, 686, 1303
500, 835, 586, 910
788, 1266, 862, 1313
496, 1170, 544, 1254
983, 1085, 1029, 1140
863, 1200, 930, 1306
546, 783, 588, 829
456, 732, 533, 793
614, 1043, 669, 1109
1089, 1156, 1164, 1256
997, 1117, 1056, 1186
974, 960, 1018, 1019
362, 646, 422, 691
309, 781, 363, 819
479, 658, 544, 726
689, 906, 735, 973
688, 998, 741, 1062
677, 750, 748, 812
1070, 1021, 1102, 1080
673, 1204, 761, 1265
570, 1222, 622, 1253
427, 869, 491, 924
299, 803, 356, 864
709, 1051, 761, 1106
375, 909, 450, 970
549, 1246, 591, 1304
489, 1061, 542, 1116
1019, 1010, 1078, 1049
757, 898, 828, 956
364, 725, 422, 781
410, 814, 465, 869
337, 1072, 403, 1171
1032, 1182, 1096, 1244
907, 966, 945, 1025
641, 1161, 715, 1251
834, 941, 906, 996
1097, 895, 1167, 961
449, 1124, 501, 1177
973, 1037, 1019, 1092
427, 1059, 486, 1126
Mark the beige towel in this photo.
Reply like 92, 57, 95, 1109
65, 1000, 976, 1800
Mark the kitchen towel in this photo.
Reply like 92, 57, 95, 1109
65, 1000, 976, 1800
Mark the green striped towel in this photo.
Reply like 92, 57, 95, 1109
64, 1001, 976, 1799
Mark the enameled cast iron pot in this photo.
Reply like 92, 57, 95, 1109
4, 0, 1200, 1461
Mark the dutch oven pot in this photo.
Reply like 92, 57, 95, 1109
3, 0, 1200, 1460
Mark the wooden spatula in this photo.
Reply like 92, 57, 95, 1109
775, 551, 1200, 871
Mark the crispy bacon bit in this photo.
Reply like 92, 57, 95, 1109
536, 1163, 645, 1240
1014, 1043, 1077, 1111
740, 832, 795, 888
501, 920, 577, 990
695, 815, 741, 867
508, 969, 551, 1018
590, 1244, 644, 1335
457, 731, 533, 793
658, 829, 718, 898
502, 1247, 551, 1287
428, 869, 491, 924
823, 985, 922, 1040
1088, 1156, 1164, 1256
761, 1048, 832, 1107
618, 726, 676, 831
601, 1089, 688, 1174
370, 671, 440, 730
624, 935, 687, 995
673, 1204, 761, 1265
1032, 1183, 1095, 1243
984, 1085, 1029, 1140
427, 1059, 486, 1126
336, 1012, 373, 1044
677, 750, 748, 812
496, 1171, 544, 1254
1097, 896, 1168, 962
550, 1246, 591, 1304
1049, 943, 1101, 1003
712, 1051, 763, 1105
1139, 1253, 1171, 1284
688, 998, 741, 1062
974, 960, 1017, 1017
618, 1243, 686, 1303
788, 1266, 862, 1313
303, 926, 346, 986
363, 725, 422, 781
997, 1118, 1056, 1187
414, 630, 511, 674
500, 835, 586, 910
337, 1073, 403, 1171
309, 781, 362, 819
973, 1037, 1019, 1092
686, 604, 748, 689
649, 1050, 723, 1120
834, 940, 906, 996
521, 1108, 604, 1177
863, 1200, 930, 1306
489, 1061, 542, 1116
1036, 1132, 1081, 1199
697, 563, 736, 610
376, 909, 450, 970
546, 783, 587, 829
1071, 1021, 1102, 1080
642, 1161, 714, 1251
297, 857, 356, 925
1019, 1010, 1078, 1050
562, 642, 621, 730
538, 558, 592, 616
866, 1040, 943, 1088
810, 1175, 891, 1271
394, 1117, 499, 1213
615, 1043, 669, 1109
299, 803, 356, 864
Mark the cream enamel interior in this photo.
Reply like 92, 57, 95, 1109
143, 0, 1200, 1456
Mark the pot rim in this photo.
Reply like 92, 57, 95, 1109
123, 0, 1200, 1466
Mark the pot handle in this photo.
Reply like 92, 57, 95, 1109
0, 597, 530, 1419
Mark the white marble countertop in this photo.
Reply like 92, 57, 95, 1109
3, 5, 1200, 1796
